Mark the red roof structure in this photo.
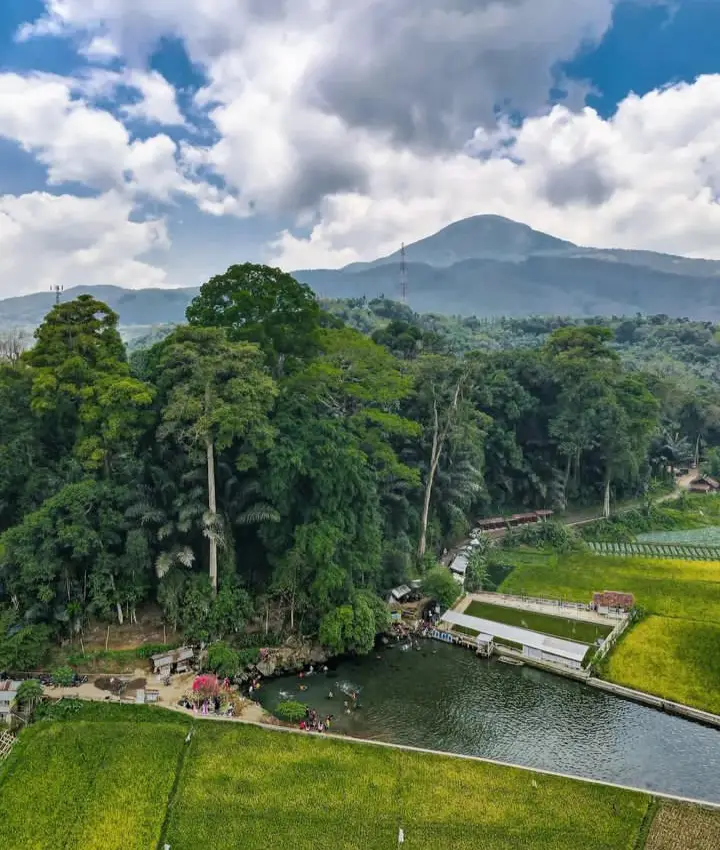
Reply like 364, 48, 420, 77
592, 591, 634, 610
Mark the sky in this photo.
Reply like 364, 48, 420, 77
1, 0, 720, 296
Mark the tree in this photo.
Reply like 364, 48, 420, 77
421, 566, 460, 610
411, 356, 476, 558
14, 679, 43, 720
25, 295, 153, 474
155, 326, 277, 593
186, 263, 322, 370
465, 542, 490, 593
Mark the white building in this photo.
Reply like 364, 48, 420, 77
448, 553, 469, 586
0, 681, 20, 724
440, 610, 589, 670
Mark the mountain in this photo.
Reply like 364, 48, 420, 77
3, 215, 720, 329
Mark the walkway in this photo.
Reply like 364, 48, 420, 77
439, 609, 589, 664
458, 592, 623, 624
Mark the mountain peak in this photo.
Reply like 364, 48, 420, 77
345, 214, 578, 272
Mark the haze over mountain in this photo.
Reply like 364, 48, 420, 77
3, 215, 720, 330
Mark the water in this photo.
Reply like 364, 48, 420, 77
258, 639, 720, 803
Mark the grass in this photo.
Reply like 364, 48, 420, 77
0, 705, 657, 850
464, 600, 612, 644
604, 616, 720, 715
644, 802, 720, 850
0, 709, 188, 850
498, 550, 720, 712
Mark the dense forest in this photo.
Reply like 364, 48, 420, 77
2, 265, 719, 668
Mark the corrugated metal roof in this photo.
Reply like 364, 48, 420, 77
449, 554, 468, 575
440, 610, 589, 662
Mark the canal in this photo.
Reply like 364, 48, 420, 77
258, 639, 720, 803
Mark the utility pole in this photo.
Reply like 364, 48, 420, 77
51, 284, 63, 305
399, 243, 408, 304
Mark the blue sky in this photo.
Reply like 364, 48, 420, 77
0, 0, 719, 297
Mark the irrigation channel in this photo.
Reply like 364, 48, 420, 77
258, 639, 720, 804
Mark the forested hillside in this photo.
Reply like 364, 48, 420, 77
1, 264, 718, 670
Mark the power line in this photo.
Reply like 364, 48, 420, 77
51, 284, 63, 306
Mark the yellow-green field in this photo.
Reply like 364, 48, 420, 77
498, 551, 720, 713
0, 715, 186, 850
605, 616, 720, 714
0, 705, 655, 850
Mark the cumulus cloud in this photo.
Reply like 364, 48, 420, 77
0, 191, 169, 295
271, 75, 720, 268
7, 0, 720, 298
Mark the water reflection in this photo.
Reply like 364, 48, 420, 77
258, 640, 720, 802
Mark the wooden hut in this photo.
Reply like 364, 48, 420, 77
688, 475, 720, 494
150, 646, 194, 677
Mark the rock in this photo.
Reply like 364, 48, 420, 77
309, 645, 328, 664
256, 659, 276, 677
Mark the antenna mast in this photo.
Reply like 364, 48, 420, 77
51, 284, 63, 305
399, 242, 408, 304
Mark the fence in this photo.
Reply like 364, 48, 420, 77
480, 592, 625, 621
0, 731, 15, 761
590, 615, 632, 667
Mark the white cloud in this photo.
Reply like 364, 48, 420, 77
10, 0, 720, 299
79, 35, 120, 62
0, 191, 169, 295
270, 75, 720, 268
76, 68, 186, 126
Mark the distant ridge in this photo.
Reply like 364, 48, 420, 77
3, 216, 720, 328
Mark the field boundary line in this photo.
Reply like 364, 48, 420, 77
633, 797, 660, 850
156, 721, 195, 850
156, 702, 720, 810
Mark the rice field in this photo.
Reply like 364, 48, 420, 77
0, 705, 655, 850
165, 721, 650, 850
604, 616, 720, 714
498, 551, 720, 713
463, 600, 612, 644
645, 803, 720, 850
0, 714, 187, 850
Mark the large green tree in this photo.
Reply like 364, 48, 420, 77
155, 326, 277, 593
186, 263, 323, 370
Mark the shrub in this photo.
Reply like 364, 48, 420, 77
207, 642, 241, 678
421, 566, 461, 610
274, 700, 307, 722
52, 666, 74, 687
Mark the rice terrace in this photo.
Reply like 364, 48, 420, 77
1, 704, 719, 850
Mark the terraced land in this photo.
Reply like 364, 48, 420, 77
499, 551, 720, 713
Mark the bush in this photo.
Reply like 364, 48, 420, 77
0, 620, 52, 672
505, 520, 581, 552
207, 642, 241, 678
421, 566, 461, 610
274, 700, 307, 722
52, 665, 74, 687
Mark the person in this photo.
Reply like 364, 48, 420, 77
322, 665, 329, 673
328, 690, 334, 698
299, 720, 306, 730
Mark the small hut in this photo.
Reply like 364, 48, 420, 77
688, 475, 720, 494
592, 591, 635, 613
475, 633, 495, 657
150, 646, 194, 677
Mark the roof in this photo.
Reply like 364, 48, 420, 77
151, 647, 193, 666
391, 585, 412, 600
440, 610, 589, 663
690, 475, 720, 489
449, 553, 468, 576
475, 633, 494, 644
0, 681, 20, 693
